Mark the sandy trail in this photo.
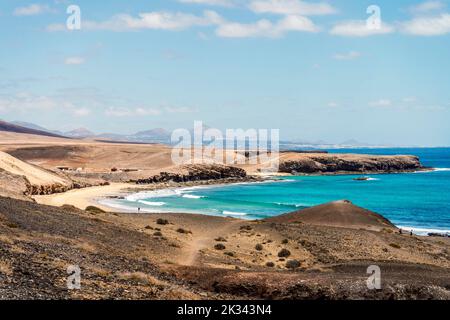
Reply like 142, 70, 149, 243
181, 219, 242, 266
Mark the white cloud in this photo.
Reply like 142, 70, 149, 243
327, 102, 338, 107
333, 51, 361, 60
0, 92, 70, 113
216, 15, 318, 38
135, 108, 162, 116
409, 1, 446, 14
13, 4, 54, 16
105, 105, 198, 117
403, 97, 417, 103
370, 99, 392, 107
249, 0, 336, 16
46, 6, 319, 38
278, 15, 319, 31
178, 0, 235, 7
330, 20, 394, 37
165, 106, 198, 113
49, 10, 224, 32
105, 107, 160, 117
73, 107, 91, 116
64, 57, 85, 65
401, 13, 450, 35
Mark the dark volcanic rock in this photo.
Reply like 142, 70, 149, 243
135, 164, 247, 184
279, 154, 423, 174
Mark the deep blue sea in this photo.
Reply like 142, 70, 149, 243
102, 148, 450, 235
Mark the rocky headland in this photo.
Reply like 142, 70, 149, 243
278, 153, 424, 175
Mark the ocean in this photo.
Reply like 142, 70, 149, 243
101, 148, 450, 235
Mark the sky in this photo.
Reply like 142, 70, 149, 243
0, 0, 450, 146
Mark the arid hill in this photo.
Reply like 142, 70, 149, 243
0, 151, 69, 186
0, 151, 74, 199
0, 196, 448, 299
266, 200, 396, 231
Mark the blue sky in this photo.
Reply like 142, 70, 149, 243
0, 0, 449, 146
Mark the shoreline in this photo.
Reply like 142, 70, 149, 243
32, 169, 450, 237
33, 176, 271, 212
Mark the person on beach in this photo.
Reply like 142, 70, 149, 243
138, 207, 141, 213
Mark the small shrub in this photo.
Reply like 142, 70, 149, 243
85, 206, 106, 214
224, 251, 234, 257
286, 260, 301, 269
177, 228, 192, 234
5, 222, 19, 229
214, 243, 226, 250
278, 248, 291, 258
281, 239, 289, 244
154, 231, 163, 237
265, 262, 275, 268
156, 218, 169, 225
389, 243, 401, 249
255, 244, 264, 251
215, 237, 227, 242
240, 225, 252, 231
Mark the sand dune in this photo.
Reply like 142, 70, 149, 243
0, 151, 69, 186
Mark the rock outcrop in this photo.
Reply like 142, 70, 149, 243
135, 164, 247, 184
278, 154, 423, 174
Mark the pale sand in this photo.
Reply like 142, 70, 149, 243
33, 183, 136, 211
0, 151, 70, 186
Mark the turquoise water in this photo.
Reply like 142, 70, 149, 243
102, 148, 450, 235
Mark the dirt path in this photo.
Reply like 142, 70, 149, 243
180, 220, 243, 266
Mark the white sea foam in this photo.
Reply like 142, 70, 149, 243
366, 177, 379, 181
182, 194, 204, 199
222, 210, 247, 216
98, 200, 161, 213
397, 225, 450, 236
275, 202, 311, 208
414, 168, 450, 174
138, 200, 166, 206
125, 189, 182, 201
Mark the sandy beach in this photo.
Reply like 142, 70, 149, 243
33, 183, 134, 211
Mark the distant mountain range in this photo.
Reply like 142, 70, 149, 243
9, 120, 171, 143
3, 120, 391, 148
0, 120, 65, 138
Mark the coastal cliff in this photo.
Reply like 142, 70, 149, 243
135, 164, 248, 184
278, 153, 423, 174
